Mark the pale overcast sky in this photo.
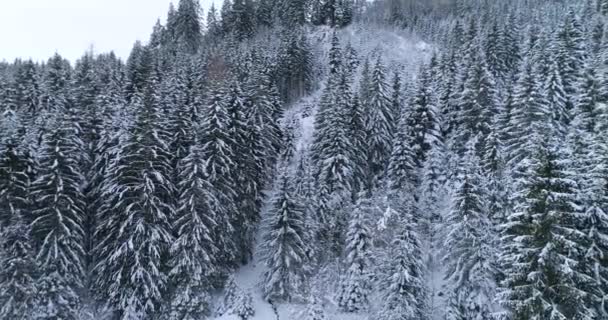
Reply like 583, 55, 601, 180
0, 0, 214, 63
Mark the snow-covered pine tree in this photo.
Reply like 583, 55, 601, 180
499, 130, 596, 320
245, 67, 284, 170
0, 108, 30, 228
337, 195, 373, 313
231, 0, 256, 40
419, 139, 449, 288
173, 0, 203, 53
198, 84, 239, 270
163, 57, 194, 177
442, 137, 497, 320
30, 102, 86, 320
405, 65, 441, 169
0, 213, 37, 319
378, 209, 427, 320
93, 83, 175, 319
544, 58, 569, 138
261, 168, 311, 302
233, 290, 255, 320
504, 56, 550, 169
167, 133, 221, 319
556, 9, 587, 116
454, 51, 499, 156
364, 57, 394, 183
576, 131, 608, 317
386, 113, 418, 194
225, 81, 261, 264
346, 95, 368, 197
304, 296, 327, 320
13, 60, 40, 120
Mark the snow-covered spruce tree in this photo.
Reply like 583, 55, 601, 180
498, 130, 596, 320
454, 51, 499, 156
198, 84, 239, 271
556, 9, 587, 114
576, 132, 608, 317
261, 168, 311, 302
572, 60, 601, 136
93, 84, 175, 319
244, 68, 284, 171
0, 108, 30, 228
82, 55, 126, 286
13, 60, 40, 120
482, 117, 509, 249
166, 134, 222, 319
310, 70, 353, 253
173, 0, 203, 53
503, 56, 550, 168
39, 53, 71, 138
0, 213, 37, 319
419, 139, 449, 286
543, 58, 569, 138
386, 113, 418, 195
226, 81, 261, 264
304, 296, 327, 320
216, 276, 239, 316
233, 290, 255, 320
163, 58, 194, 177
378, 209, 427, 320
364, 57, 394, 183
405, 65, 441, 169
346, 95, 368, 196
337, 195, 373, 313
277, 29, 314, 102
442, 137, 497, 320
30, 102, 86, 320
383, 117, 427, 319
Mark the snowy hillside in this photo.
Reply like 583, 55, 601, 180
212, 23, 432, 320
1, 1, 607, 320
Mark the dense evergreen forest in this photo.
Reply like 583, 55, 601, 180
1, 0, 608, 319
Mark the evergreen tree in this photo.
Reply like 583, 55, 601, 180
30, 105, 86, 320
278, 0, 308, 26
364, 58, 394, 182
499, 134, 596, 319
0, 213, 37, 320
94, 85, 175, 319
378, 210, 427, 320
174, 0, 203, 53
337, 196, 373, 313
504, 57, 550, 168
14, 60, 40, 119
256, 0, 274, 28
206, 3, 222, 39
261, 169, 311, 302
0, 109, 30, 228
225, 81, 260, 264
277, 30, 314, 101
231, 0, 255, 40
443, 139, 497, 320
386, 114, 418, 193
198, 85, 239, 270
454, 52, 499, 156
544, 58, 569, 138
405, 65, 440, 168
556, 10, 587, 116
304, 296, 327, 320
577, 132, 608, 317
167, 135, 221, 319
